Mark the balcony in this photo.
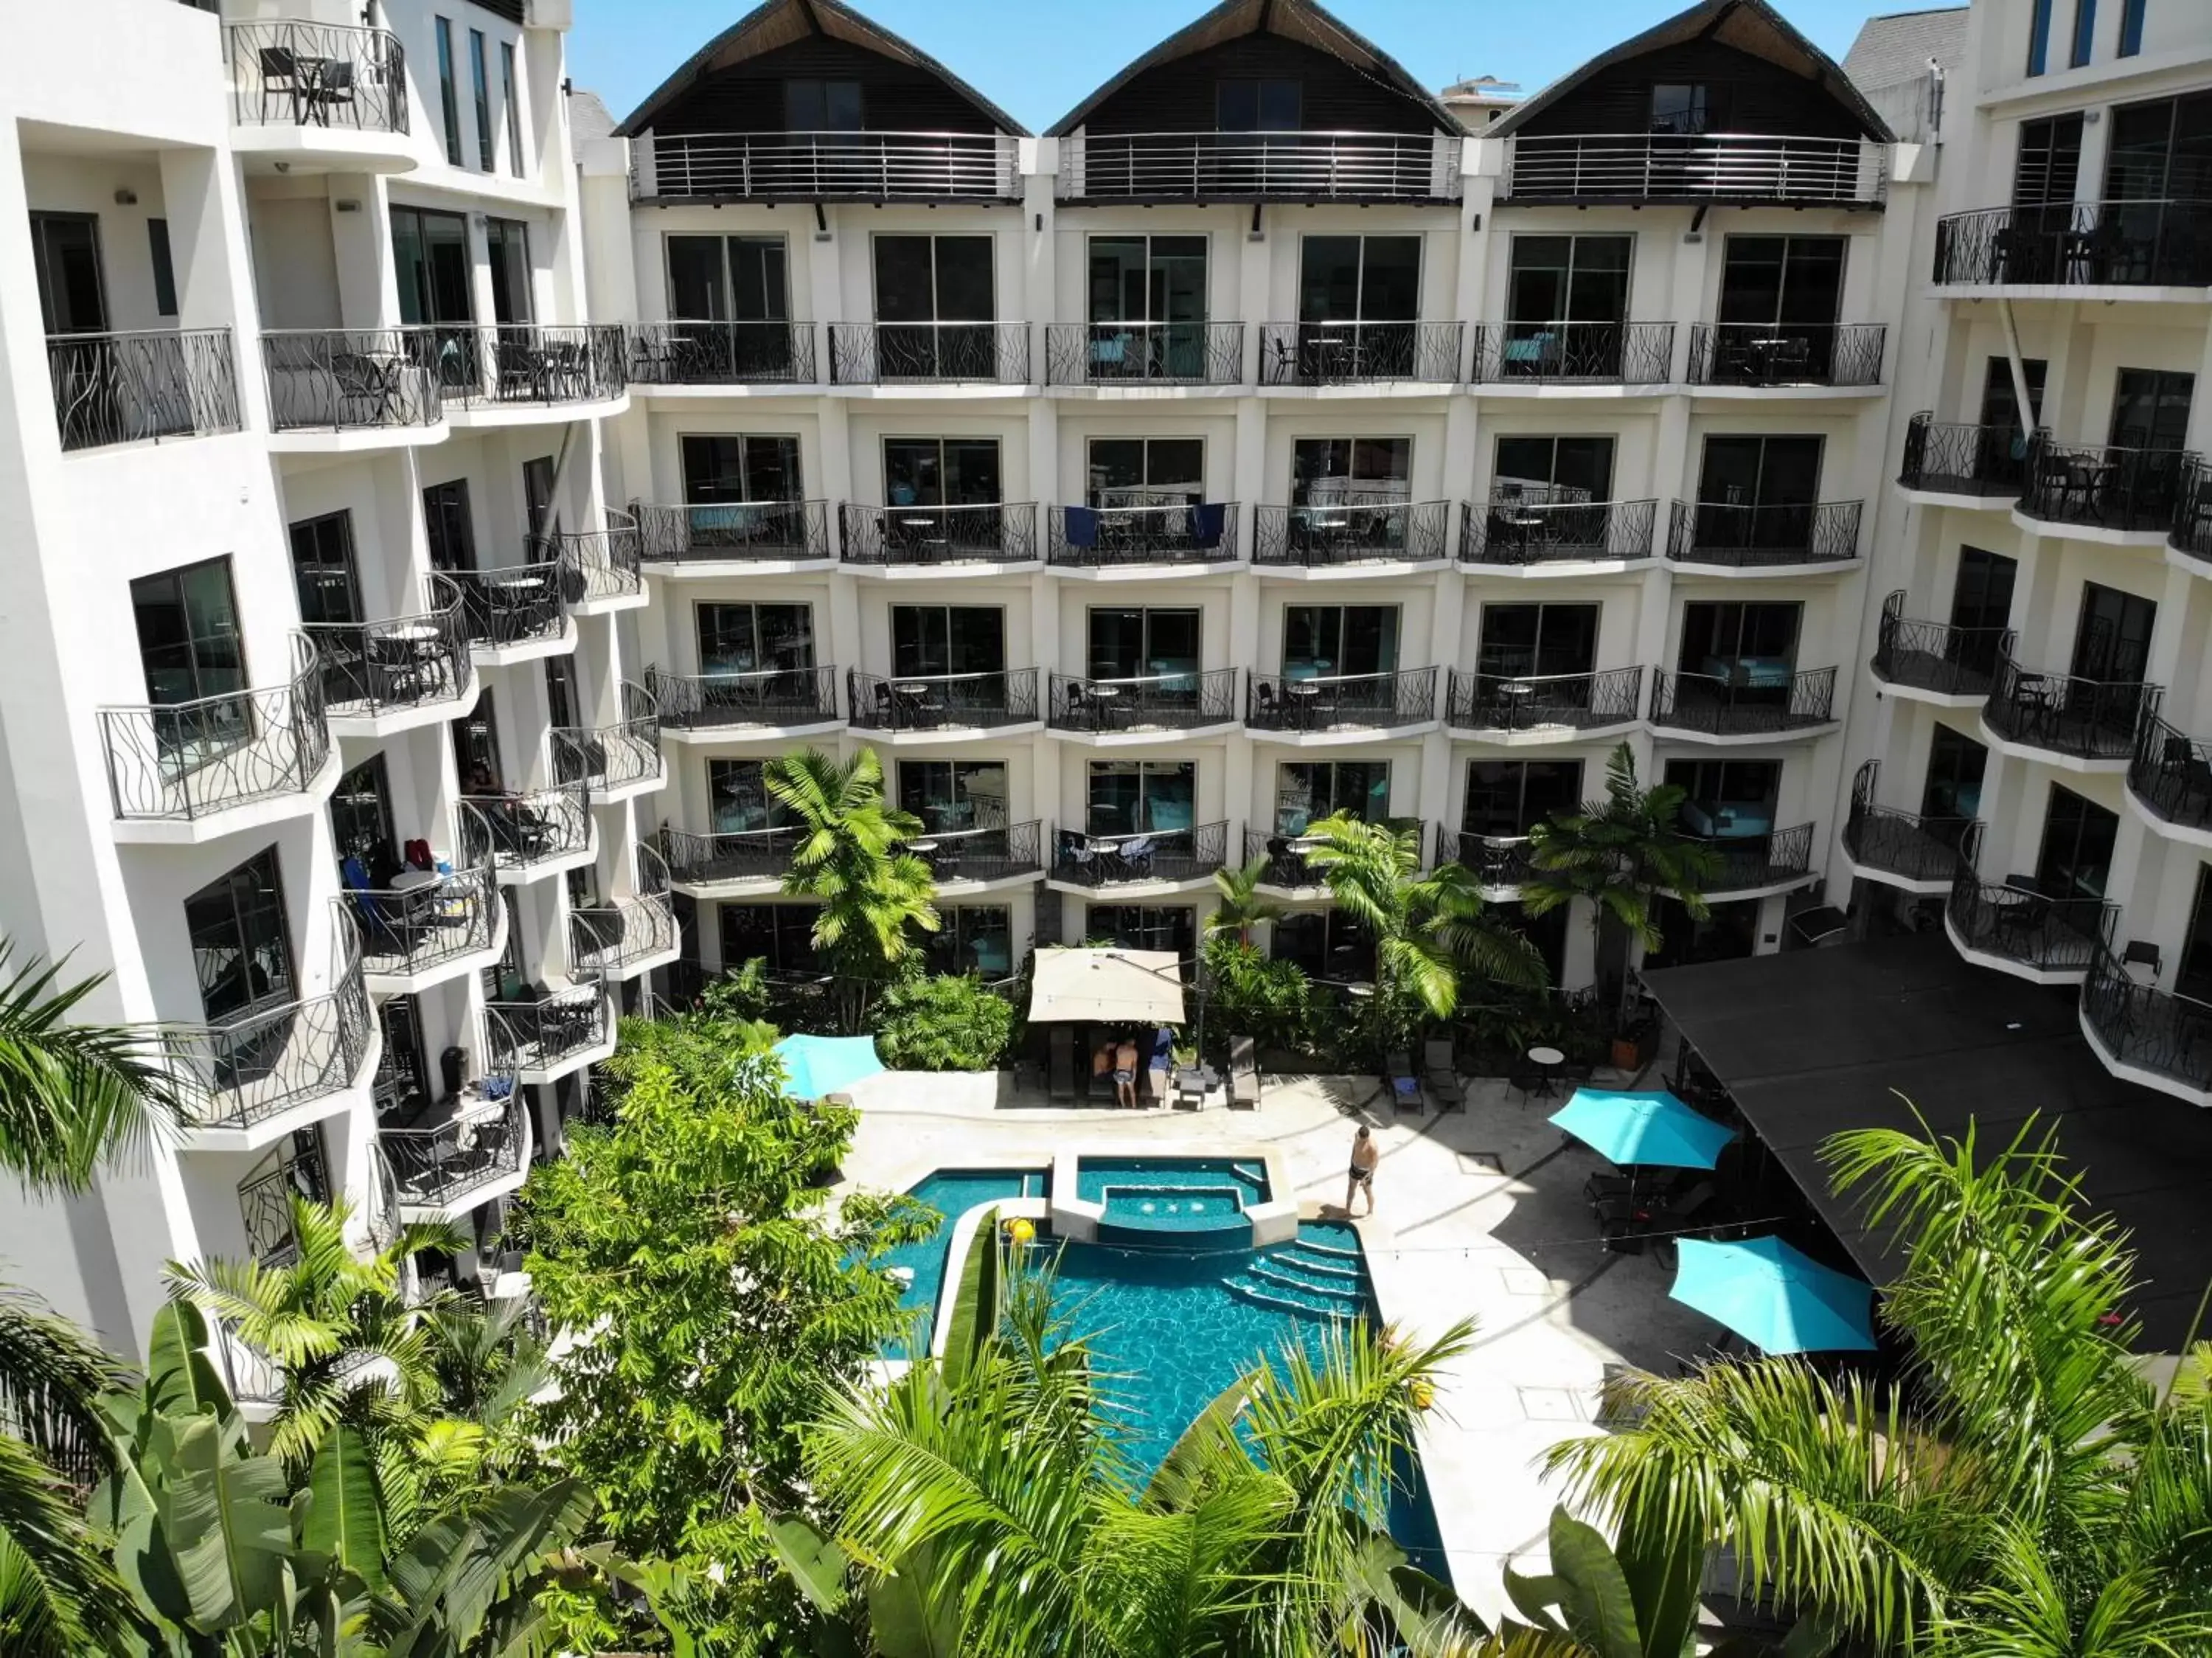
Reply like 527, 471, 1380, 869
380, 1085, 528, 1218
1685, 323, 1885, 389
645, 665, 841, 734
827, 322, 1029, 385
1050, 821, 1229, 887
569, 853, 681, 980
629, 130, 1020, 203
661, 824, 804, 889
2018, 440, 2194, 537
1982, 648, 2150, 766
304, 576, 471, 730
100, 634, 332, 833
462, 784, 593, 879
1931, 201, 2212, 290
1043, 322, 1245, 387
262, 328, 439, 436
1048, 502, 1237, 571
399, 323, 627, 412
1258, 322, 1461, 387
911, 820, 1045, 887
1871, 593, 2008, 701
1432, 827, 1533, 892
1057, 131, 1458, 202
164, 909, 373, 1142
2081, 948, 2212, 1100
634, 499, 831, 568
1648, 666, 1837, 738
47, 328, 240, 452
1247, 827, 1326, 892
2128, 713, 2212, 836
1694, 823, 1815, 896
551, 684, 664, 798
445, 563, 570, 656
1446, 667, 1644, 737
1246, 668, 1439, 736
1666, 500, 1862, 569
1047, 669, 1239, 737
1843, 762, 1969, 891
1897, 413, 2031, 500
350, 805, 501, 986
1946, 861, 2115, 982
2174, 456, 2212, 569
1500, 133, 1886, 207
848, 668, 1041, 735
1252, 502, 1450, 569
490, 988, 611, 1083
226, 21, 407, 135
540, 516, 644, 609
1467, 321, 1675, 386
627, 321, 817, 386
839, 503, 1038, 568
1460, 497, 1658, 568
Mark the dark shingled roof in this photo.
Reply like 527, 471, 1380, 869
1843, 6, 1969, 92
1641, 934, 2212, 1354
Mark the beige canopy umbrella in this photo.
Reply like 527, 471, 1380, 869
1027, 946, 1186, 1024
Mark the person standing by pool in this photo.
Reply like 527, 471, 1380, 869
1113, 1034, 1139, 1109
1345, 1125, 1380, 1216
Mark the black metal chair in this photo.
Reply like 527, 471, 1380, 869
257, 46, 303, 122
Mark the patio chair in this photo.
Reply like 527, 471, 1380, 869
257, 46, 303, 122
1228, 1036, 1259, 1109
1385, 1050, 1422, 1114
1422, 1038, 1464, 1111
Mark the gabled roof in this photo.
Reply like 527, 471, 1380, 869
1490, 0, 1894, 143
612, 0, 1029, 139
1842, 5, 1968, 92
1046, 0, 1461, 139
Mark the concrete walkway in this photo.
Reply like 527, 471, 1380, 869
838, 1066, 1721, 1626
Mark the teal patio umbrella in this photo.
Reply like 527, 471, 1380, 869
1669, 1235, 1878, 1353
1548, 1088, 1736, 1170
774, 1033, 886, 1100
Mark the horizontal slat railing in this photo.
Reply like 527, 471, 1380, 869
633, 130, 1019, 201
1504, 133, 1885, 205
1060, 131, 1455, 201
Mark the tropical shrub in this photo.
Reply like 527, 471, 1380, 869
1200, 933, 1318, 1059
872, 971, 1015, 1071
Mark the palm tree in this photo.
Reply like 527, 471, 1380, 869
1520, 743, 1719, 1017
1301, 813, 1548, 1059
1545, 1115, 2212, 1658
766, 746, 940, 1031
1209, 856, 1287, 946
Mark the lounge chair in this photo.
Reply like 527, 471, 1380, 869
1385, 1050, 1422, 1114
1422, 1039, 1464, 1111
1228, 1036, 1259, 1109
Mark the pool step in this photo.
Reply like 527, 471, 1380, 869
1292, 1235, 1361, 1261
1227, 1276, 1360, 1319
1269, 1245, 1363, 1283
1245, 1260, 1366, 1307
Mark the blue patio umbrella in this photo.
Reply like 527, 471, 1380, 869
1548, 1088, 1736, 1170
774, 1033, 886, 1100
1669, 1235, 1878, 1354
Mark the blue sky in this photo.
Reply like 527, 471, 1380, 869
570, 0, 1906, 130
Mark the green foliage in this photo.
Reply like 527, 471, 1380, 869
872, 973, 1015, 1071
1200, 934, 1318, 1058
700, 956, 776, 1021
1207, 857, 1287, 945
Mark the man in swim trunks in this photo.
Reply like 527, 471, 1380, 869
1346, 1124, 1380, 1216
1113, 1036, 1138, 1108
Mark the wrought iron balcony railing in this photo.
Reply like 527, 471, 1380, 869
1461, 496, 1658, 566
645, 665, 840, 730
1258, 321, 1461, 385
626, 320, 817, 385
1467, 320, 1675, 384
490, 988, 609, 1074
1048, 502, 1239, 567
1048, 668, 1239, 734
164, 907, 372, 1132
48, 328, 240, 451
1694, 823, 1815, 894
1931, 200, 2212, 288
396, 322, 627, 408
1983, 646, 2151, 763
538, 513, 643, 604
848, 668, 1041, 733
1898, 412, 2034, 497
2081, 946, 2212, 1093
1447, 667, 1644, 733
661, 824, 804, 887
1433, 827, 1535, 890
1246, 667, 1439, 732
910, 819, 1044, 884
839, 502, 1038, 566
827, 322, 1029, 384
303, 575, 471, 721
226, 20, 407, 132
460, 783, 592, 873
2019, 438, 2195, 534
349, 803, 499, 980
2129, 712, 2212, 834
1947, 861, 2116, 977
1503, 132, 1885, 204
1051, 821, 1229, 887
445, 563, 570, 649
1057, 131, 1457, 201
1685, 322, 1885, 387
1043, 322, 1245, 386
380, 1083, 526, 1211
569, 850, 680, 979
1666, 499, 1862, 566
630, 130, 1020, 202
1871, 592, 2009, 698
551, 682, 662, 792
1246, 826, 1326, 890
100, 634, 330, 823
1843, 762, 1969, 886
1649, 666, 1837, 735
2174, 455, 2212, 566
262, 327, 440, 431
633, 499, 831, 564
1252, 500, 1449, 566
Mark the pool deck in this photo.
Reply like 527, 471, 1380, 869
838, 1065, 1722, 1627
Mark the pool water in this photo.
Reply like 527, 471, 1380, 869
877, 1167, 1048, 1359
1075, 1156, 1271, 1206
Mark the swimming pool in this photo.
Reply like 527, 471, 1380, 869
877, 1167, 1048, 1359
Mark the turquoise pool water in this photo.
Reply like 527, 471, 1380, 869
878, 1167, 1048, 1358
1075, 1155, 1271, 1206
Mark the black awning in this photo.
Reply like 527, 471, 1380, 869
1640, 934, 2212, 1353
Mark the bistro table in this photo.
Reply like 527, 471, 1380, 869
1287, 679, 1326, 730
891, 681, 936, 727
1527, 1044, 1566, 1100
1085, 680, 1124, 732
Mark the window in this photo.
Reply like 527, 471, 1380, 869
1273, 911, 1373, 983
682, 434, 802, 503
29, 212, 105, 333
147, 219, 177, 317
2071, 582, 2156, 683
1677, 601, 1801, 676
707, 759, 785, 835
1979, 355, 2047, 429
1088, 235, 1206, 325
2104, 93, 2212, 202
330, 754, 394, 864
1088, 760, 1194, 835
1088, 608, 1199, 682
2012, 116, 2084, 207
451, 688, 503, 792
2070, 0, 2097, 68
1492, 436, 1615, 502
185, 847, 293, 1023
1086, 437, 1203, 507
667, 235, 790, 322
1663, 760, 1780, 839
1717, 237, 1845, 329
785, 78, 863, 131
2176, 866, 2212, 1002
2036, 783, 2119, 899
696, 603, 814, 677
1282, 606, 1397, 679
874, 235, 992, 321
1276, 761, 1388, 833
378, 996, 429, 1112
899, 761, 1008, 833
501, 41, 523, 175
2027, 0, 2055, 75
1298, 236, 1418, 322
1290, 437, 1411, 507
1649, 83, 1710, 134
1217, 78, 1301, 131
288, 513, 360, 626
543, 656, 577, 732
1505, 235, 1631, 326
1086, 905, 1195, 962
1950, 546, 2018, 636
131, 558, 245, 712
929, 906, 1012, 977
486, 218, 531, 323
2118, 0, 2146, 56
434, 18, 462, 164
720, 904, 821, 974
469, 30, 493, 169
884, 437, 1001, 507
1462, 760, 1582, 838
1919, 723, 1988, 841
422, 479, 476, 572
1476, 603, 1598, 679
2109, 368, 2194, 450
891, 606, 1004, 678
390, 206, 472, 324
523, 454, 557, 541
1697, 435, 1823, 507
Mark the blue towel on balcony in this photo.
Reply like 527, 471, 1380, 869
1191, 502, 1225, 547
1062, 506, 1099, 547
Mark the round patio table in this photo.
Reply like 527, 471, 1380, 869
1527, 1044, 1565, 1100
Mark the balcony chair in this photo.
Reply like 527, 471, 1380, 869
1500, 329, 1559, 377
308, 59, 357, 125
257, 46, 304, 122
